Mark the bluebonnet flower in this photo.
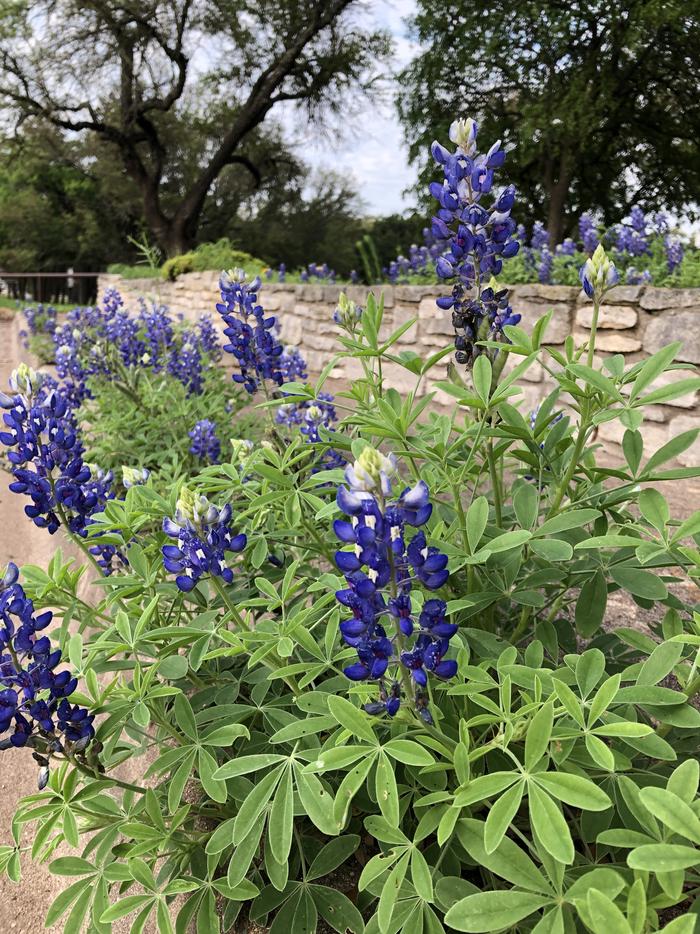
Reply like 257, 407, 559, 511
350, 270, 359, 284
162, 487, 246, 592
538, 246, 554, 284
332, 448, 455, 722
530, 222, 549, 251
556, 238, 576, 257
278, 263, 286, 283
189, 419, 221, 464
333, 293, 363, 329
429, 117, 521, 369
138, 299, 174, 369
614, 207, 650, 258
196, 314, 222, 360
625, 267, 653, 285
122, 466, 150, 488
665, 236, 684, 274
0, 562, 94, 757
21, 304, 58, 352
579, 214, 599, 254
580, 244, 619, 300
279, 346, 308, 383
652, 212, 669, 235
0, 366, 125, 573
167, 331, 204, 395
216, 269, 285, 394
304, 262, 336, 283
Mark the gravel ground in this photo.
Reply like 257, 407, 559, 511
0, 315, 696, 932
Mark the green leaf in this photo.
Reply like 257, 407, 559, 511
528, 784, 574, 864
588, 675, 621, 726
484, 529, 532, 553
311, 885, 365, 934
529, 539, 573, 561
411, 846, 434, 902
213, 753, 286, 780
445, 891, 551, 932
45, 879, 91, 927
466, 497, 489, 553
575, 572, 607, 637
484, 782, 525, 854
454, 772, 519, 808
327, 696, 378, 744
576, 648, 605, 698
378, 851, 409, 933
627, 844, 700, 872
173, 693, 197, 741
585, 890, 632, 934
100, 895, 154, 923
168, 750, 196, 813
536, 509, 600, 536
375, 752, 399, 826
615, 685, 685, 706
307, 836, 360, 882
200, 724, 250, 746
610, 566, 667, 600
294, 765, 337, 836
525, 702, 554, 769
383, 739, 434, 766
643, 430, 700, 475
639, 787, 700, 844
637, 642, 683, 687
585, 734, 615, 771
158, 655, 189, 680
629, 343, 681, 399
638, 489, 670, 534
268, 767, 294, 864
457, 819, 552, 895
233, 767, 281, 845
334, 755, 375, 830
513, 483, 539, 530
533, 772, 611, 811
472, 354, 492, 403
49, 857, 96, 876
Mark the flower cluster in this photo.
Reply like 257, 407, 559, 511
52, 290, 221, 403
216, 269, 285, 394
579, 214, 599, 254
0, 366, 124, 572
332, 448, 455, 722
665, 237, 684, 274
430, 117, 521, 368
0, 563, 94, 758
162, 487, 246, 592
188, 419, 221, 464
300, 262, 336, 283
580, 244, 619, 300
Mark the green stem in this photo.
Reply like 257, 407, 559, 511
510, 606, 531, 645
65, 755, 147, 795
587, 297, 601, 369
486, 440, 502, 526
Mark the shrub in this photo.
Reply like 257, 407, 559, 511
161, 239, 265, 281
0, 118, 699, 934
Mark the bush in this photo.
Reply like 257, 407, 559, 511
106, 262, 162, 279
161, 239, 265, 281
0, 119, 699, 934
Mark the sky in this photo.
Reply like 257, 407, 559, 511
280, 0, 421, 217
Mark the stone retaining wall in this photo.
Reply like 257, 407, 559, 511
98, 273, 700, 466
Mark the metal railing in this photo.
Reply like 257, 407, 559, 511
0, 271, 98, 306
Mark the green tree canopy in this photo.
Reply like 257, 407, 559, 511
397, 0, 700, 243
0, 0, 389, 256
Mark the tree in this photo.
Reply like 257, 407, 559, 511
397, 0, 700, 243
0, 0, 389, 256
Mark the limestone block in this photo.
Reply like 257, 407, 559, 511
640, 288, 700, 311
576, 305, 638, 329
644, 311, 700, 364
593, 333, 643, 352
517, 284, 579, 302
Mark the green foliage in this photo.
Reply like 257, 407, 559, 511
4, 290, 700, 933
79, 367, 251, 488
160, 240, 265, 281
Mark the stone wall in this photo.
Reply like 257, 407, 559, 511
98, 273, 700, 466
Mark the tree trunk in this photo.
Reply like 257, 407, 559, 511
545, 155, 571, 247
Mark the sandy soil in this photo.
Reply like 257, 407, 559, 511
0, 315, 696, 932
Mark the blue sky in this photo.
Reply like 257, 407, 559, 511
280, 0, 420, 216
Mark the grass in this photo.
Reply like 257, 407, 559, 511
0, 296, 78, 311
